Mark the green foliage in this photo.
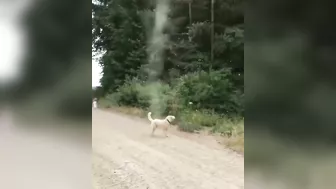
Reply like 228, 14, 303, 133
213, 26, 244, 71
93, 0, 148, 93
92, 86, 104, 99
104, 70, 244, 115
92, 0, 245, 94
177, 121, 203, 133
174, 70, 243, 115
179, 109, 221, 127
105, 78, 174, 116
211, 118, 244, 137
100, 73, 244, 133
112, 78, 148, 108
93, 0, 245, 135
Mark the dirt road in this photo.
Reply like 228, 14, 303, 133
92, 109, 244, 189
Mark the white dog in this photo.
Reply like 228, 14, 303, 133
147, 112, 175, 137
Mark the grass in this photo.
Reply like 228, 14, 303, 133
177, 121, 203, 133
225, 134, 244, 153
113, 106, 147, 118
211, 118, 244, 152
179, 109, 222, 127
98, 100, 244, 153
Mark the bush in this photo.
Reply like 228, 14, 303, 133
100, 71, 244, 116
115, 78, 148, 108
98, 93, 119, 108
140, 82, 173, 116
107, 78, 175, 116
173, 70, 243, 115
99, 72, 244, 137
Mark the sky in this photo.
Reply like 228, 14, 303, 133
91, 7, 102, 87
0, 1, 29, 87
92, 57, 102, 87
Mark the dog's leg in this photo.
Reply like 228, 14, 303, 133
151, 123, 156, 136
163, 128, 168, 137
151, 127, 155, 136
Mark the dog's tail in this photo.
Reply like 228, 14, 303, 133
147, 112, 153, 122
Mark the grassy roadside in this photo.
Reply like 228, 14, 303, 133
98, 102, 244, 153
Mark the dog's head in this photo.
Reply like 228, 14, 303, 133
166, 115, 176, 123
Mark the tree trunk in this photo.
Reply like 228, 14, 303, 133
210, 0, 215, 72
188, 1, 192, 25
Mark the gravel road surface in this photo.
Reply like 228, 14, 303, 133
92, 109, 244, 189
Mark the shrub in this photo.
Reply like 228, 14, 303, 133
107, 78, 175, 116
177, 109, 202, 132
173, 70, 243, 115
115, 78, 148, 108
98, 73, 244, 137
140, 82, 173, 116
100, 71, 244, 116
98, 93, 119, 108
